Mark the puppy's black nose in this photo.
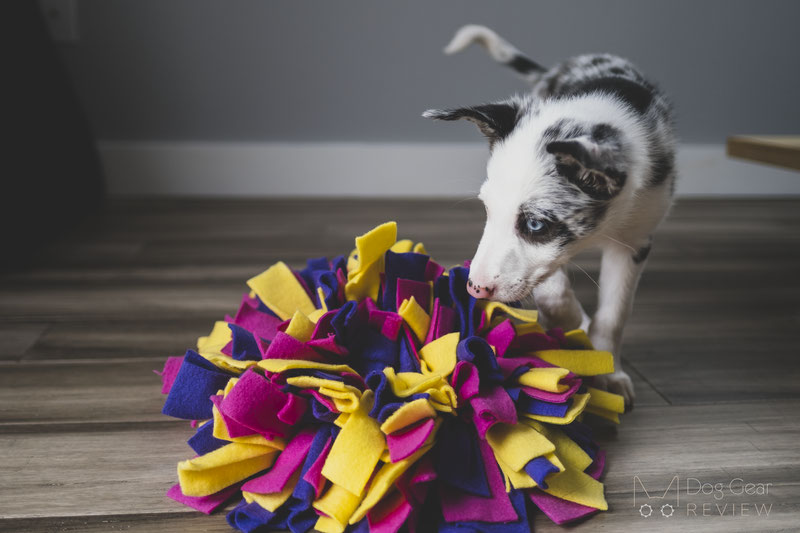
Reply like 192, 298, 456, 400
467, 278, 494, 299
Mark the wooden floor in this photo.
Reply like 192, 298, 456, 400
1, 198, 799, 532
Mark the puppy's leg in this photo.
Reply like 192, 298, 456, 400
533, 267, 590, 332
589, 239, 650, 409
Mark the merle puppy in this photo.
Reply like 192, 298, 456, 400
424, 25, 676, 408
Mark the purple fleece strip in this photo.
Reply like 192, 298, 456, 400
518, 396, 571, 418
242, 428, 316, 494
527, 451, 607, 524
439, 437, 518, 523
302, 436, 333, 498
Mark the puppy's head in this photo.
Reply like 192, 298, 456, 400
424, 97, 632, 302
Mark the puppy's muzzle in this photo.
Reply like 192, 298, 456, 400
467, 278, 495, 299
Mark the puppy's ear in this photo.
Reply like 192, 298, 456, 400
423, 103, 519, 149
546, 127, 627, 199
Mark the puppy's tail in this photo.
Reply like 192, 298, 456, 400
444, 24, 546, 84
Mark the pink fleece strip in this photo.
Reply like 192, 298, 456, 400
511, 331, 563, 352
396, 278, 431, 313
424, 260, 445, 282
399, 457, 437, 533
450, 361, 480, 401
263, 332, 326, 361
241, 428, 316, 494
302, 436, 333, 498
519, 379, 582, 403
368, 495, 413, 533
425, 300, 456, 344
277, 392, 308, 425
496, 355, 558, 379
167, 482, 240, 514
155, 356, 184, 394
306, 336, 349, 356
232, 294, 283, 341
311, 310, 337, 340
308, 390, 338, 411
387, 418, 435, 462
484, 320, 516, 357
527, 451, 607, 525
211, 394, 257, 438
218, 369, 291, 438
439, 437, 518, 523
470, 385, 518, 439
367, 298, 404, 341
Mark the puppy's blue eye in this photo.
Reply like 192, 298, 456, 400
526, 218, 547, 233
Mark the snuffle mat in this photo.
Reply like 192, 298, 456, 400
156, 222, 625, 533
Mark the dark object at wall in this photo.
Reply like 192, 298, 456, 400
0, 1, 105, 269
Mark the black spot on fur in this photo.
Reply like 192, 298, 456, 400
591, 123, 617, 143
509, 55, 545, 74
648, 151, 674, 187
591, 56, 610, 66
608, 66, 626, 75
564, 77, 655, 114
547, 141, 627, 200
632, 243, 652, 263
542, 121, 564, 142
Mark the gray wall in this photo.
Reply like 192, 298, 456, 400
61, 0, 799, 143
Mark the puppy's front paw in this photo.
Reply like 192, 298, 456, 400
593, 370, 635, 411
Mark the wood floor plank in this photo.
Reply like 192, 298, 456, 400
1, 197, 799, 530
2, 401, 797, 531
0, 359, 169, 424
21, 319, 215, 361
0, 323, 50, 361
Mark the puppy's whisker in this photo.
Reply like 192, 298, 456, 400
599, 234, 637, 254
569, 261, 600, 290
451, 195, 480, 206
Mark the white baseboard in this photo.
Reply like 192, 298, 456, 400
98, 141, 800, 197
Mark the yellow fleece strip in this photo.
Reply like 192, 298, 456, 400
247, 261, 317, 320
398, 296, 431, 343
178, 442, 278, 497
197, 321, 232, 354
534, 350, 614, 376
517, 367, 570, 393
418, 332, 459, 378
321, 390, 386, 496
